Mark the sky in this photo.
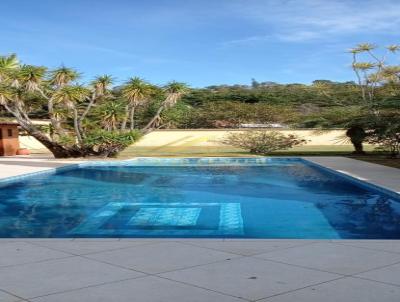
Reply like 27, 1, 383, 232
1, 0, 399, 87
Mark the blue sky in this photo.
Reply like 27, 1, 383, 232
1, 0, 399, 87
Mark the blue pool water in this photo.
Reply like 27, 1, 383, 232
0, 158, 399, 239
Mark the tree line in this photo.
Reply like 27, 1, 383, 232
0, 43, 399, 157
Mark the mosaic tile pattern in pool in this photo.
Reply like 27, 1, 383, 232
69, 202, 244, 237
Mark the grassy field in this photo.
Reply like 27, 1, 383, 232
117, 144, 374, 158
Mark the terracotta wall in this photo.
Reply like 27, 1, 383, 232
0, 125, 20, 156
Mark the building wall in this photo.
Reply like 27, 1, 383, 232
0, 125, 20, 156
134, 129, 353, 147
19, 136, 47, 151
19, 129, 372, 153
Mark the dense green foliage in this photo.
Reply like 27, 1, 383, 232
157, 79, 398, 129
83, 130, 141, 157
0, 78, 374, 129
361, 97, 400, 156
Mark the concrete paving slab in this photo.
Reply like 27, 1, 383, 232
356, 262, 400, 286
0, 239, 399, 301
30, 275, 244, 302
86, 241, 239, 274
259, 277, 400, 302
256, 242, 400, 275
0, 241, 70, 267
0, 290, 22, 302
160, 256, 340, 301
332, 239, 400, 254
0, 256, 144, 299
179, 239, 316, 256
0, 156, 79, 180
26, 239, 159, 255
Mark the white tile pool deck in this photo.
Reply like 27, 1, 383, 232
0, 156, 399, 302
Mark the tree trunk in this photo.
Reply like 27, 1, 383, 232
72, 108, 83, 145
37, 88, 66, 137
346, 126, 367, 155
129, 106, 135, 130
78, 97, 96, 138
26, 127, 83, 158
351, 53, 367, 103
142, 105, 164, 133
48, 100, 67, 137
351, 140, 365, 155
120, 104, 130, 131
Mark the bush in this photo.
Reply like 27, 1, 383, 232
221, 131, 306, 155
366, 124, 400, 157
84, 130, 141, 157
369, 133, 400, 157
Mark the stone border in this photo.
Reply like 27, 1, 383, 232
304, 159, 400, 199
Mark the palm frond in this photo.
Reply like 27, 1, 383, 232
18, 65, 47, 92
91, 74, 114, 97
49, 66, 80, 87
121, 77, 152, 105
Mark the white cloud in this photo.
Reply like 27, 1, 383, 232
224, 0, 400, 44
275, 30, 322, 42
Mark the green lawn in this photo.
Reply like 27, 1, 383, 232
118, 144, 374, 158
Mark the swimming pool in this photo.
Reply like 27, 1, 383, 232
0, 157, 399, 239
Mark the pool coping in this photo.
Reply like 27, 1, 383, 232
303, 157, 400, 197
302, 158, 400, 199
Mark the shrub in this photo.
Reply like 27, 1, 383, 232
83, 130, 141, 157
221, 131, 306, 155
366, 125, 400, 157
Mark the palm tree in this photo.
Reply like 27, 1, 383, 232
1, 65, 46, 124
0, 53, 187, 158
49, 66, 80, 88
0, 85, 16, 115
50, 108, 68, 139
121, 77, 152, 130
379, 66, 400, 83
53, 85, 90, 144
77, 75, 114, 135
91, 75, 113, 99
0, 54, 19, 83
42, 67, 80, 136
347, 43, 398, 155
346, 126, 367, 154
353, 43, 377, 53
143, 81, 188, 132
0, 81, 78, 157
97, 101, 125, 131
17, 65, 47, 93
387, 44, 400, 53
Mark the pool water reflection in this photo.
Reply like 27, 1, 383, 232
0, 159, 399, 238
